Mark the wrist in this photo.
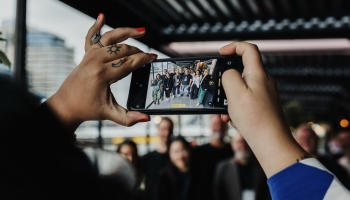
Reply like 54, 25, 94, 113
46, 94, 82, 133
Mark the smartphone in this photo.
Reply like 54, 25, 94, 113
127, 55, 243, 115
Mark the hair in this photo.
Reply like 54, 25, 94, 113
158, 117, 174, 130
168, 136, 192, 155
294, 124, 318, 142
156, 73, 161, 79
116, 140, 139, 167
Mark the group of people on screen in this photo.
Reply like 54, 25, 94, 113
116, 116, 350, 200
150, 66, 210, 107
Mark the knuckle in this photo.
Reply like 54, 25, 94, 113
120, 44, 131, 53
102, 31, 111, 42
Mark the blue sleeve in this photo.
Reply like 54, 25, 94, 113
267, 159, 334, 200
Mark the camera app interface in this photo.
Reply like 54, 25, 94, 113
145, 58, 230, 109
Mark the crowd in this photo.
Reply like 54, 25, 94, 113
1, 13, 350, 199
150, 66, 210, 107
116, 116, 350, 200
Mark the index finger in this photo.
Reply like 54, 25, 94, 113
85, 13, 106, 52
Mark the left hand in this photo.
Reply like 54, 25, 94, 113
46, 14, 156, 132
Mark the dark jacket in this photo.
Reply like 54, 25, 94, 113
163, 76, 173, 90
158, 165, 199, 200
200, 75, 210, 90
213, 157, 271, 200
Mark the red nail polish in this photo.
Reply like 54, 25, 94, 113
136, 27, 146, 32
139, 119, 150, 123
149, 53, 158, 58
97, 13, 103, 19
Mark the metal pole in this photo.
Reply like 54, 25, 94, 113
97, 120, 103, 149
178, 115, 181, 136
146, 121, 150, 153
13, 0, 27, 89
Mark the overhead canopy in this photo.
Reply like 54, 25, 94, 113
59, 0, 350, 129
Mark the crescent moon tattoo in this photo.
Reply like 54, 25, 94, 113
112, 58, 126, 68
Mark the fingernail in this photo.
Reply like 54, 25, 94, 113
149, 53, 158, 58
136, 27, 146, 32
97, 13, 103, 19
139, 119, 150, 123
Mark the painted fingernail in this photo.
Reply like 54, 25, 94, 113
136, 27, 146, 32
138, 119, 150, 123
97, 13, 103, 19
149, 53, 158, 58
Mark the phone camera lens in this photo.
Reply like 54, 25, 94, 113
227, 61, 231, 65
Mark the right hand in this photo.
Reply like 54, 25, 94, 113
220, 42, 306, 177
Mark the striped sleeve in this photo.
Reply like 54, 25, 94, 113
267, 158, 350, 200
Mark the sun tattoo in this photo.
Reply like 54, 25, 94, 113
107, 45, 121, 54
112, 58, 126, 68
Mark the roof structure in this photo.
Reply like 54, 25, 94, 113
59, 0, 350, 130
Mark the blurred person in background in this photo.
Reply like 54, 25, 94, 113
192, 114, 234, 200
141, 117, 174, 200
213, 132, 271, 200
337, 130, 350, 177
158, 136, 199, 200
294, 124, 350, 189
117, 140, 144, 199
327, 133, 344, 160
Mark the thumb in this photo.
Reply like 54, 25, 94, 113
107, 104, 150, 127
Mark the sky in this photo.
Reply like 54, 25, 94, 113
0, 0, 169, 108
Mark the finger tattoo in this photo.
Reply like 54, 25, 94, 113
296, 153, 312, 162
112, 58, 126, 68
107, 44, 121, 54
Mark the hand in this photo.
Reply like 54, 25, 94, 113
46, 14, 156, 132
220, 42, 306, 178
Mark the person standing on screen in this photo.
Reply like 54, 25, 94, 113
163, 72, 173, 101
160, 69, 168, 101
173, 70, 182, 98
196, 69, 210, 107
180, 69, 192, 97
213, 132, 271, 200
141, 117, 174, 200
192, 115, 234, 200
190, 70, 201, 100
150, 74, 162, 105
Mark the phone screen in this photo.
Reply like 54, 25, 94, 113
127, 56, 243, 114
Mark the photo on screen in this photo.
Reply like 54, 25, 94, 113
144, 58, 227, 110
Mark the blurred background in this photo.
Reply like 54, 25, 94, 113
1, 0, 350, 156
